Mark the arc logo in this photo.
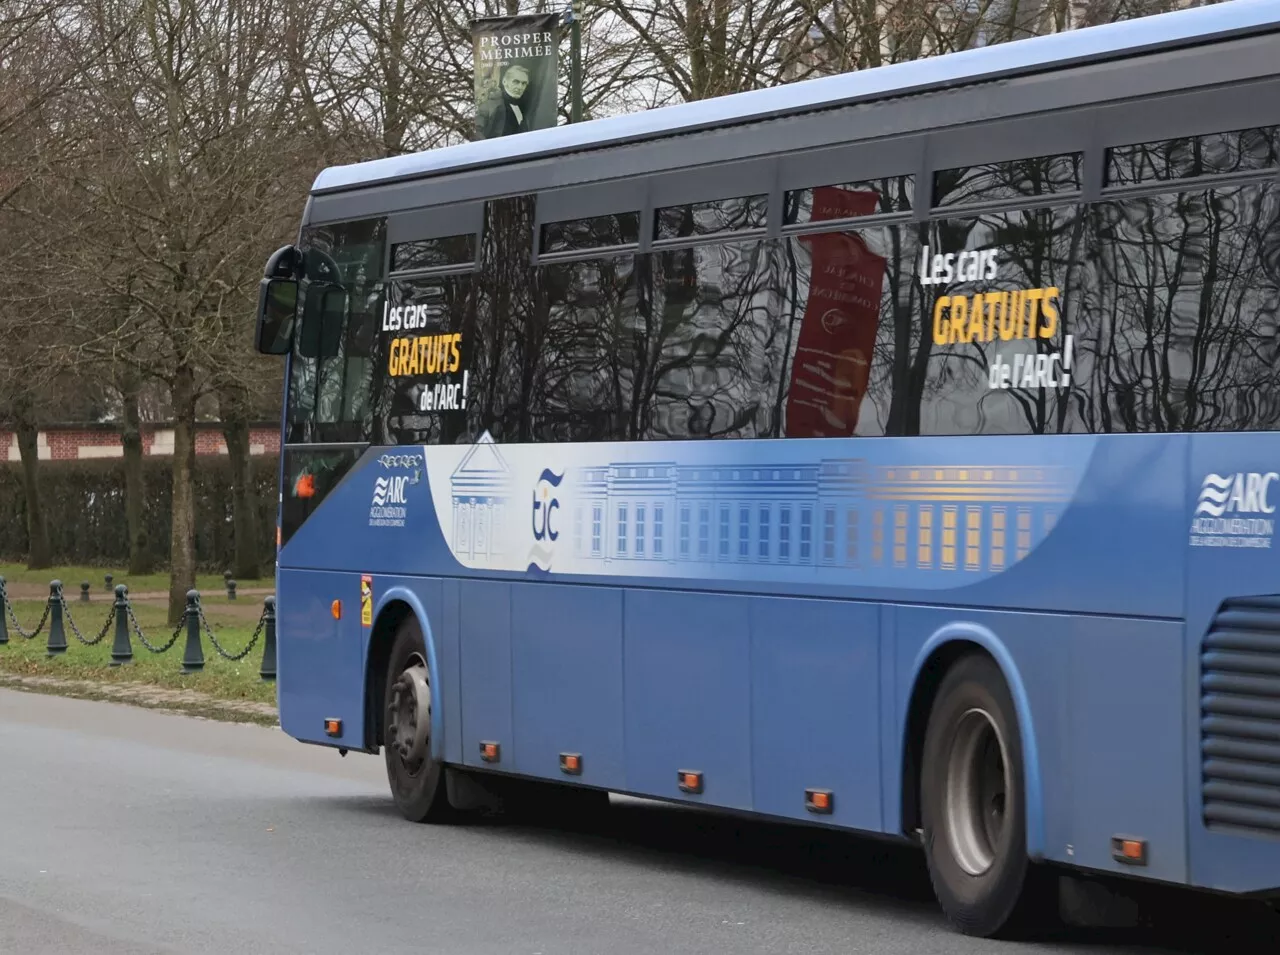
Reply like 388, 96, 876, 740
1196, 472, 1277, 516
1190, 471, 1277, 549
372, 476, 409, 506
370, 475, 409, 528
528, 468, 564, 571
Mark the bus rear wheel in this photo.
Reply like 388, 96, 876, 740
920, 653, 1055, 938
383, 617, 451, 823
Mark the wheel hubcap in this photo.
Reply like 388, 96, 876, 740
944, 707, 1010, 877
387, 659, 431, 774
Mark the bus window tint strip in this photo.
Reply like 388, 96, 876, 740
1105, 126, 1280, 187
784, 178, 913, 226
284, 171, 1280, 446
933, 153, 1082, 208
391, 234, 476, 272
541, 211, 640, 255
654, 195, 768, 241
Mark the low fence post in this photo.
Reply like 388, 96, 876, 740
46, 581, 68, 657
259, 596, 277, 682
80, 582, 91, 602
104, 573, 113, 592
110, 585, 132, 666
181, 590, 204, 673
227, 579, 237, 601
0, 577, 9, 646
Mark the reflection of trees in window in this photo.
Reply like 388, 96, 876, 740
1106, 127, 1280, 187
655, 195, 767, 240
534, 255, 637, 441
783, 177, 914, 225
645, 240, 783, 438
472, 196, 537, 442
1082, 183, 1280, 433
391, 235, 476, 272
934, 154, 1082, 208
286, 218, 385, 444
541, 212, 640, 254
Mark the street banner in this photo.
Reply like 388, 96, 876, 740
472, 14, 561, 140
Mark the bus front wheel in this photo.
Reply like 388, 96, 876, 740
920, 653, 1056, 938
383, 617, 451, 823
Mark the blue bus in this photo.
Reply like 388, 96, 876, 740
254, 1, 1280, 937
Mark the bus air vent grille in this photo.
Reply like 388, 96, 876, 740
1200, 596, 1280, 839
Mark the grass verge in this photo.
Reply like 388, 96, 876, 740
0, 596, 277, 724
0, 562, 271, 598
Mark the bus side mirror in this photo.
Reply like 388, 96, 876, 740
256, 245, 300, 355
256, 278, 298, 355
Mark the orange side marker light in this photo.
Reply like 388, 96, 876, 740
805, 789, 834, 814
1111, 836, 1147, 866
677, 770, 704, 794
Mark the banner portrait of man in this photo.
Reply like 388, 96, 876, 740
472, 13, 560, 140
479, 62, 534, 138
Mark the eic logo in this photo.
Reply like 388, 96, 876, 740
531, 469, 563, 542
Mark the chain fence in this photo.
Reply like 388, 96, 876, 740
0, 577, 276, 681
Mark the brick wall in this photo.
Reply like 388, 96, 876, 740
1, 424, 281, 463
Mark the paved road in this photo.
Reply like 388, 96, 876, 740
1, 689, 1276, 955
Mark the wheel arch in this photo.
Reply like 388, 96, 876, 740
363, 587, 443, 760
900, 623, 1045, 860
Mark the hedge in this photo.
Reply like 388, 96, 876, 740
0, 456, 278, 574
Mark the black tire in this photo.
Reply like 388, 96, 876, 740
921, 653, 1056, 938
382, 616, 452, 823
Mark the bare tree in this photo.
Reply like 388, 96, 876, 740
45, 0, 312, 620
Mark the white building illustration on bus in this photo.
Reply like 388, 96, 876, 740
440, 433, 1075, 578
563, 457, 1073, 577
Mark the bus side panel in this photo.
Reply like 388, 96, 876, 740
623, 589, 753, 809
459, 579, 513, 769
1185, 432, 1280, 895
441, 578, 464, 765
277, 568, 366, 748
510, 583, 625, 789
749, 596, 881, 830
1063, 616, 1186, 883
893, 607, 1187, 884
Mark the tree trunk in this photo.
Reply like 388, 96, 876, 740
221, 397, 261, 580
13, 391, 50, 568
15, 409, 51, 570
121, 378, 151, 575
167, 365, 198, 625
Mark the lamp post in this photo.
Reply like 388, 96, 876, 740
569, 0, 583, 124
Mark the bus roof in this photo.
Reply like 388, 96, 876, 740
311, 0, 1280, 196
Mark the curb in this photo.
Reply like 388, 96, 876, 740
0, 673, 279, 726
